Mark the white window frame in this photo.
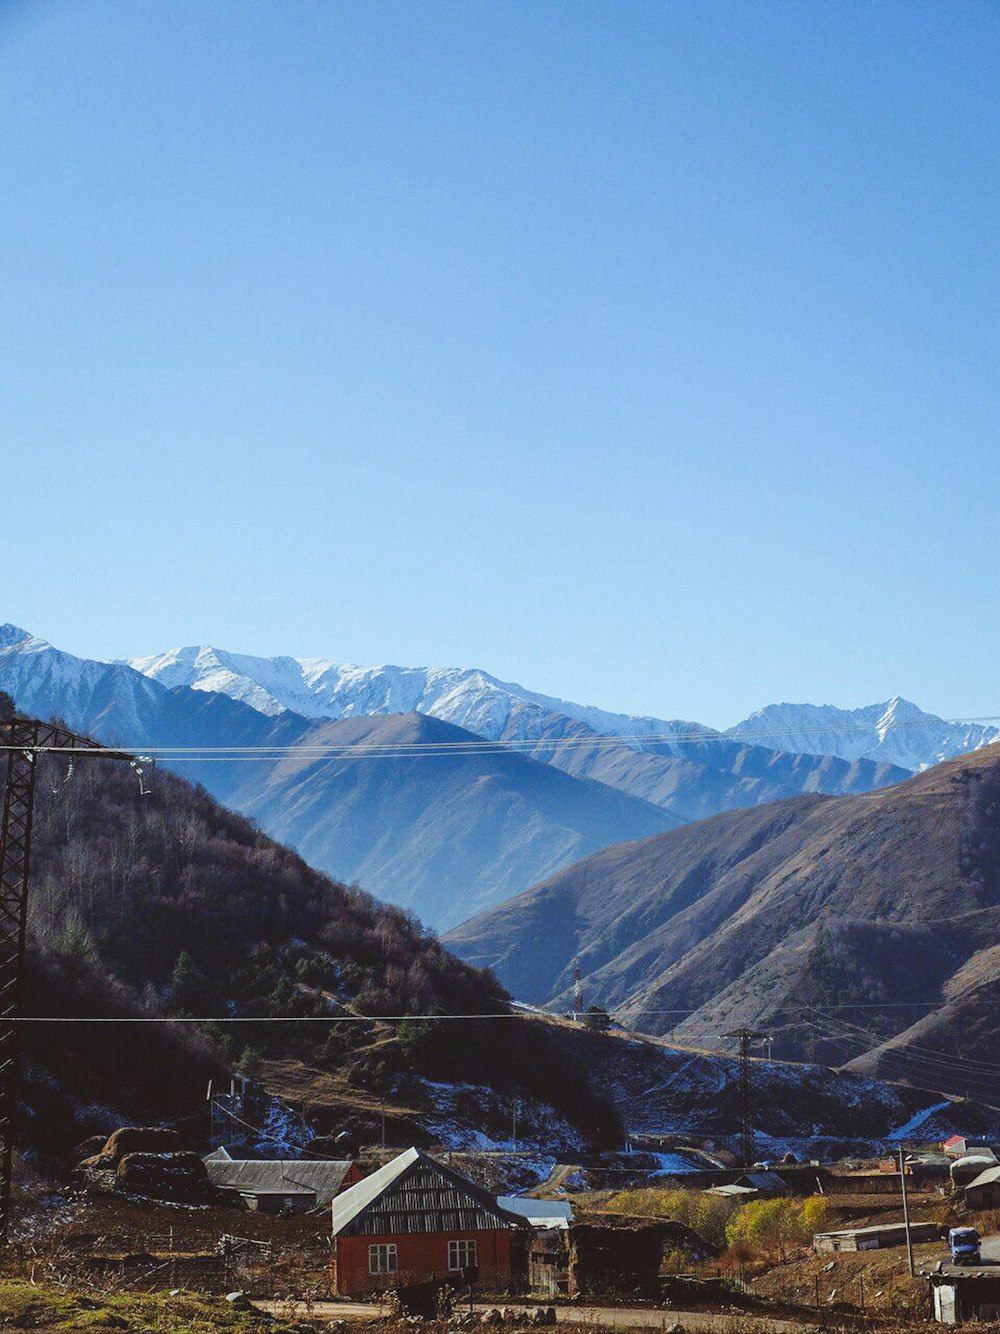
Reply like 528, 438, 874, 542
448, 1239, 478, 1272
369, 1243, 398, 1275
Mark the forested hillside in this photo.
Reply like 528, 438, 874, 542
0, 688, 637, 1161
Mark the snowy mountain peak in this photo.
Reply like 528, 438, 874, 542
728, 698, 999, 772
0, 623, 35, 651
126, 644, 714, 751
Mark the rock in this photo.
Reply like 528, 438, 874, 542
226, 1291, 251, 1309
823, 1261, 836, 1272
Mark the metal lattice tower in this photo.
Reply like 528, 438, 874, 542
724, 1027, 764, 1166
0, 719, 140, 1239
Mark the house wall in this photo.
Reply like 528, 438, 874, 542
331, 1229, 514, 1298
966, 1182, 1000, 1210
931, 1278, 1000, 1324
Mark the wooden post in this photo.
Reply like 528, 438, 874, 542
898, 1146, 915, 1277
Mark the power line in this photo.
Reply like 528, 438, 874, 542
2, 710, 999, 760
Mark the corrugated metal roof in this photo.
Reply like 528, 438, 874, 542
738, 1171, 787, 1192
497, 1198, 573, 1229
331, 1147, 526, 1238
205, 1158, 355, 1207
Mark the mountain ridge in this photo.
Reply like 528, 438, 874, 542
444, 742, 1000, 1100
126, 638, 914, 820
0, 625, 680, 926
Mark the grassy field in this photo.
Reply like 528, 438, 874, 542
0, 1281, 304, 1332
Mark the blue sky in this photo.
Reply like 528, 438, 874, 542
2, 0, 997, 727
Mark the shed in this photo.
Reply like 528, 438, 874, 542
965, 1165, 1000, 1210
928, 1269, 1000, 1323
204, 1157, 363, 1213
813, 1221, 941, 1253
529, 1215, 716, 1301
330, 1147, 527, 1298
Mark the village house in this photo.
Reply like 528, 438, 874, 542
943, 1137, 994, 1159
330, 1147, 528, 1298
203, 1148, 364, 1213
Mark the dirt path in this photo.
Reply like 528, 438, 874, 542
256, 1298, 815, 1331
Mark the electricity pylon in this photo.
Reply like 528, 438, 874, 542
0, 717, 144, 1238
723, 1027, 766, 1167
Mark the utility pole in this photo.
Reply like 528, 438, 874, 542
0, 717, 143, 1240
573, 965, 584, 1021
898, 1145, 915, 1277
724, 1028, 764, 1166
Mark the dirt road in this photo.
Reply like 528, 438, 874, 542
256, 1298, 814, 1331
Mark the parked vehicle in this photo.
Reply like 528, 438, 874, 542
949, 1227, 981, 1264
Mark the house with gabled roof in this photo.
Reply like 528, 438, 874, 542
330, 1146, 527, 1297
203, 1152, 363, 1213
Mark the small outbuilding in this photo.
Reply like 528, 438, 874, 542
813, 1221, 941, 1254
330, 1147, 528, 1297
965, 1165, 1000, 1210
928, 1269, 1000, 1323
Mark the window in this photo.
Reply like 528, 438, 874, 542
369, 1243, 397, 1275
448, 1239, 478, 1271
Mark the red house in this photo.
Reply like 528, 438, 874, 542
330, 1146, 527, 1297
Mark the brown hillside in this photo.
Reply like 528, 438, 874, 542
445, 744, 1000, 1096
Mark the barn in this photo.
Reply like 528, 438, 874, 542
330, 1147, 528, 1298
203, 1152, 364, 1213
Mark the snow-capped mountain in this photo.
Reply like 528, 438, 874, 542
127, 644, 714, 750
0, 623, 170, 740
125, 643, 915, 822
727, 698, 1000, 772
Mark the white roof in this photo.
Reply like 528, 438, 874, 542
497, 1197, 573, 1229
331, 1147, 422, 1236
966, 1165, 1000, 1190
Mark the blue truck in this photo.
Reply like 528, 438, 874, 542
949, 1227, 981, 1265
